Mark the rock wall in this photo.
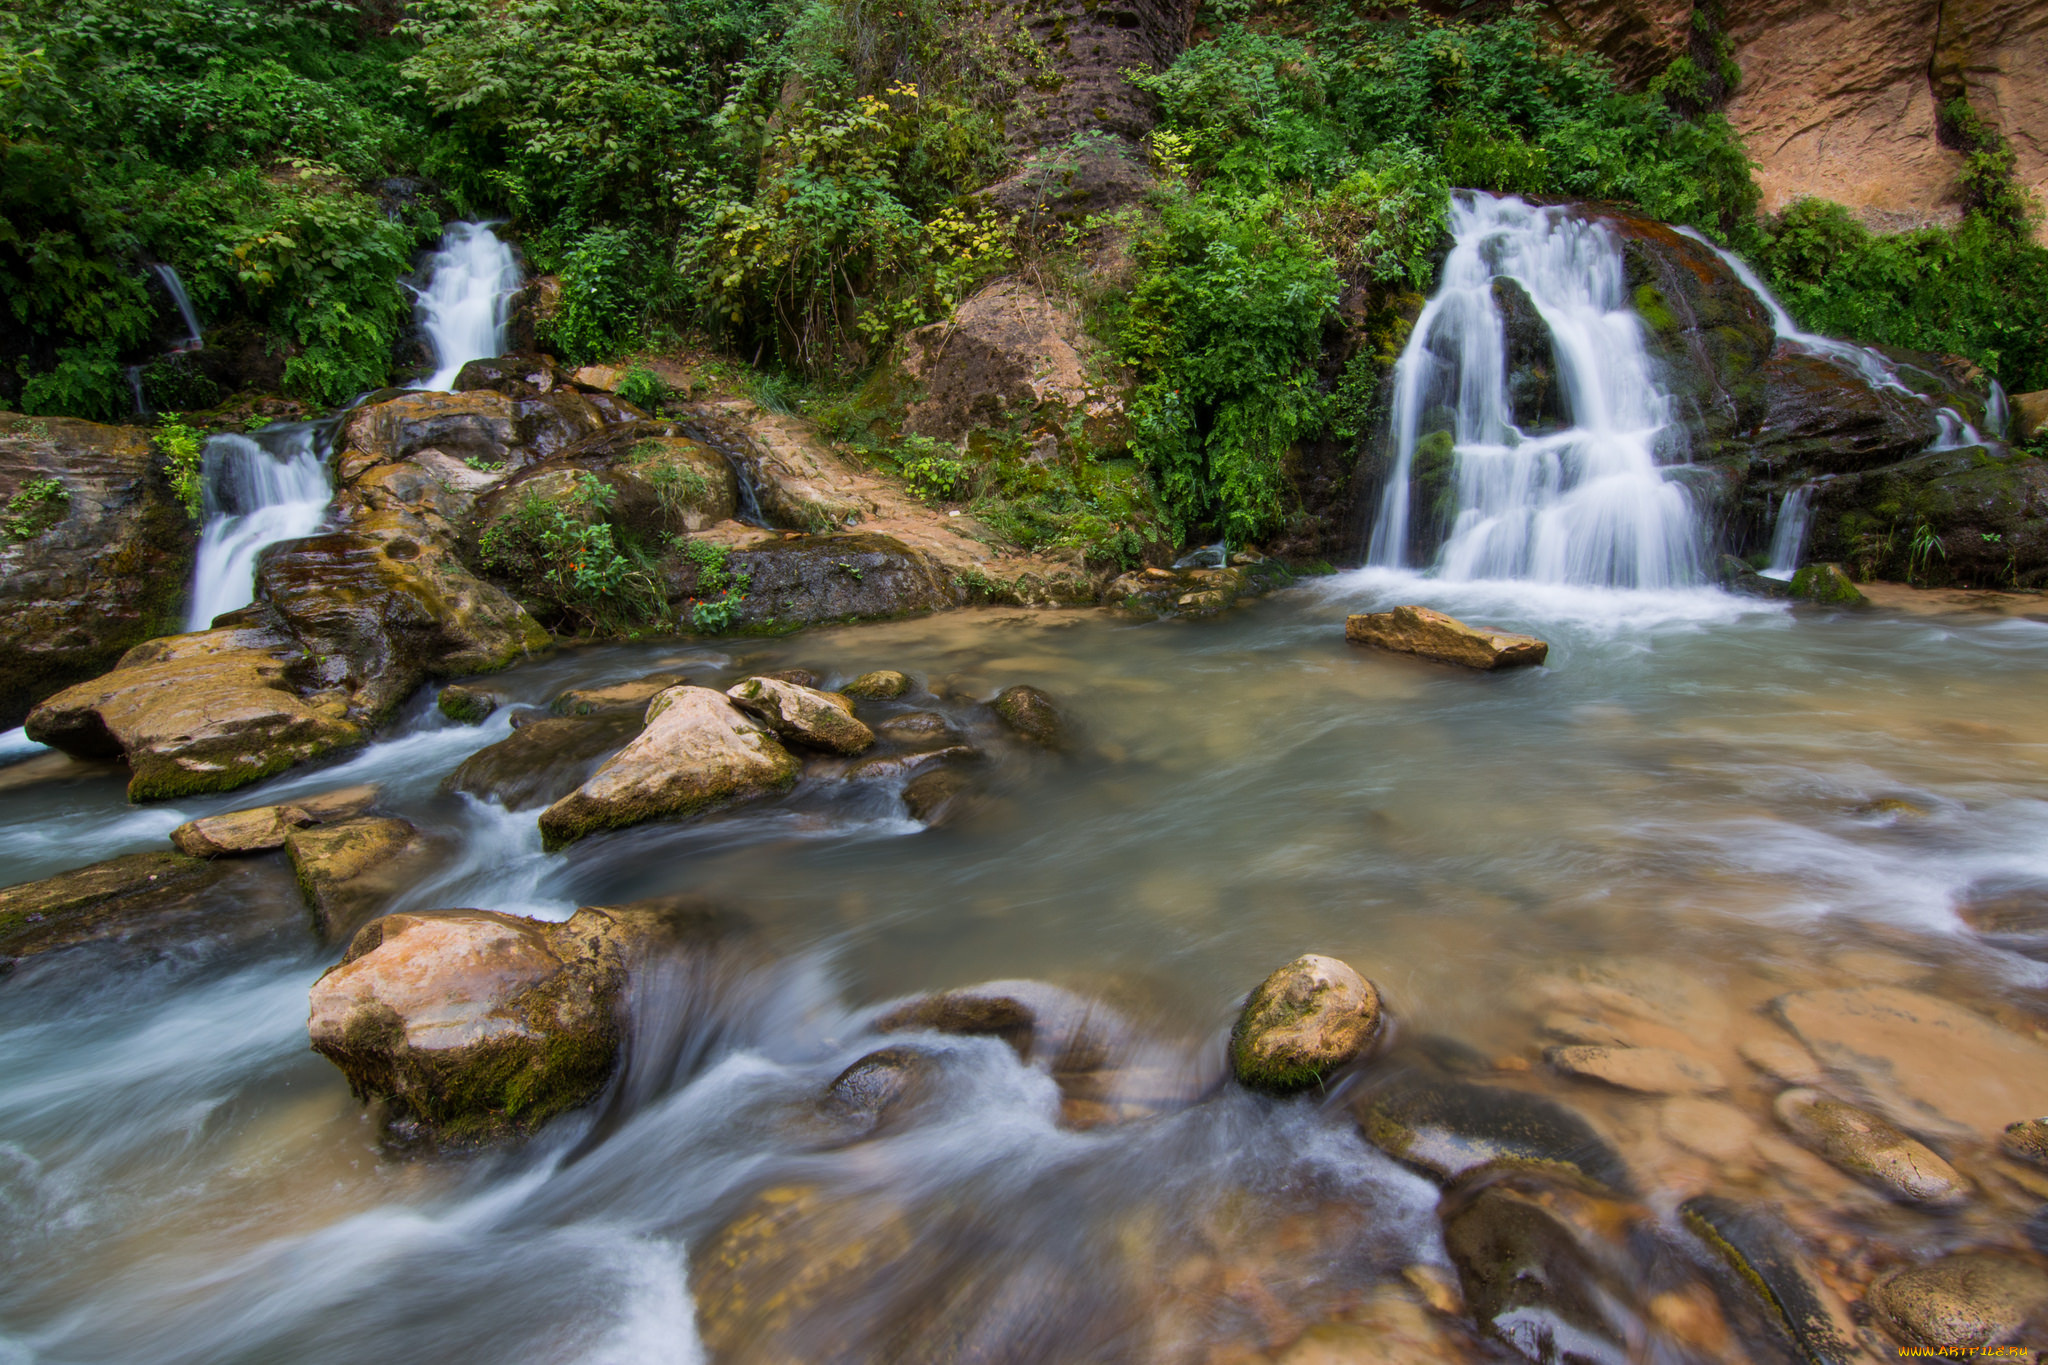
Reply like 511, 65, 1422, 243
1539, 0, 2048, 243
1004, 0, 1195, 149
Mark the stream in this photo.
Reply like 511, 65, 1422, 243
5, 575, 2048, 1361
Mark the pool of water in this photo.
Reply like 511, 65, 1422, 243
4, 571, 2047, 1362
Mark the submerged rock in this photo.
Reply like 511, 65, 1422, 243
1354, 1066, 1632, 1192
1442, 1182, 1636, 1365
875, 711, 955, 744
1773, 985, 2048, 1139
0, 850, 232, 959
307, 906, 635, 1140
285, 816, 432, 941
1772, 1088, 1968, 1204
0, 414, 196, 729
1546, 1044, 1725, 1095
1870, 1253, 2048, 1351
1680, 1195, 1855, 1365
991, 684, 1065, 748
1230, 954, 1384, 1093
537, 686, 799, 850
23, 624, 365, 801
445, 711, 643, 810
840, 669, 913, 700
726, 676, 874, 755
437, 684, 497, 725
2001, 1117, 2048, 1167
900, 765, 976, 825
819, 1046, 938, 1139
1346, 606, 1549, 671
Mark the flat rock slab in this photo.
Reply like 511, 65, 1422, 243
1346, 606, 1548, 671
1547, 1044, 1725, 1094
0, 850, 230, 957
286, 816, 432, 941
169, 786, 377, 858
1774, 986, 2048, 1139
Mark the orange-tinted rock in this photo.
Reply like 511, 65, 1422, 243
1347, 607, 1549, 671
286, 816, 434, 941
1231, 954, 1385, 1092
726, 676, 874, 754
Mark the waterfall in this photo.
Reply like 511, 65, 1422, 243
184, 425, 333, 630
149, 264, 204, 353
1760, 483, 1816, 580
1987, 379, 2010, 441
414, 223, 522, 391
1366, 193, 1703, 589
1677, 227, 1990, 450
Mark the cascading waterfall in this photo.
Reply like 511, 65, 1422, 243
184, 426, 333, 630
1678, 227, 1990, 449
1366, 193, 1703, 588
1761, 483, 1817, 580
414, 222, 522, 391
149, 264, 204, 352
1987, 378, 2010, 441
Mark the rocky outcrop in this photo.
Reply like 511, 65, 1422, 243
1230, 954, 1385, 1092
307, 906, 637, 1139
726, 676, 874, 754
700, 533, 963, 629
896, 283, 1124, 454
334, 387, 605, 484
0, 414, 196, 728
169, 784, 376, 857
23, 623, 365, 801
537, 686, 800, 849
1001, 0, 1192, 148
1346, 606, 1549, 670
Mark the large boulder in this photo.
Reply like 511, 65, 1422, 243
446, 711, 645, 810
23, 624, 364, 801
254, 507, 551, 722
537, 686, 800, 849
1346, 606, 1549, 671
307, 906, 635, 1139
676, 533, 962, 630
0, 414, 196, 727
1230, 954, 1385, 1093
334, 388, 605, 484
1806, 446, 2048, 587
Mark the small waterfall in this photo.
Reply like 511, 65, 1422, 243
415, 223, 522, 391
185, 425, 333, 630
1987, 379, 2010, 441
1760, 483, 1816, 580
1678, 228, 1992, 451
1367, 193, 1703, 588
126, 365, 147, 416
149, 264, 204, 353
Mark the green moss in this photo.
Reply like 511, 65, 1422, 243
1631, 283, 1678, 335
1789, 562, 1864, 605
437, 685, 498, 725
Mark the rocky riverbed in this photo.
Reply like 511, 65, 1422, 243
6, 581, 2048, 1362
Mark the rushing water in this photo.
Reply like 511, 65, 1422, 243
1760, 483, 1816, 580
184, 425, 335, 631
148, 264, 204, 353
415, 223, 522, 391
6, 581, 2048, 1361
1367, 194, 1703, 588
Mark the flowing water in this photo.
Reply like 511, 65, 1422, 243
414, 223, 523, 391
1367, 194, 1703, 588
184, 425, 335, 631
1760, 483, 1816, 580
149, 265, 204, 353
6, 581, 2048, 1362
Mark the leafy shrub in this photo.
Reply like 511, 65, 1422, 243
154, 416, 207, 520
897, 438, 968, 502
544, 226, 652, 365
615, 367, 670, 412
19, 344, 127, 422
477, 474, 663, 630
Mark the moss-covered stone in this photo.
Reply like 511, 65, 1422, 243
0, 850, 230, 957
1789, 561, 1865, 605
1230, 954, 1384, 1093
1680, 1195, 1855, 1364
1870, 1253, 2048, 1351
726, 675, 874, 754
991, 684, 1065, 748
840, 669, 913, 700
285, 816, 433, 941
1772, 1087, 1967, 1204
1353, 1065, 1632, 1191
437, 684, 498, 725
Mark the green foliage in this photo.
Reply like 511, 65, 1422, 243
476, 473, 663, 631
1114, 189, 1340, 544
544, 226, 654, 365
154, 416, 207, 520
615, 366, 670, 411
896, 437, 967, 503
1, 476, 69, 540
1748, 199, 2048, 392
3, 0, 435, 412
679, 538, 751, 631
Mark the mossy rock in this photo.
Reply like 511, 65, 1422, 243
437, 684, 498, 725
1353, 1063, 1631, 1192
841, 669, 913, 700
1230, 953, 1384, 1093
1789, 562, 1864, 605
0, 850, 228, 957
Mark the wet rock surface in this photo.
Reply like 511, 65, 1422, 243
1355, 1064, 1632, 1191
717, 533, 962, 629
1442, 1181, 1636, 1365
1870, 1253, 2048, 1350
1547, 1043, 1726, 1094
1230, 954, 1383, 1093
168, 785, 375, 858
0, 851, 233, 958
725, 676, 874, 755
1347, 606, 1549, 671
1772, 1087, 1968, 1204
840, 669, 912, 700
286, 815, 433, 941
551, 671, 690, 718
307, 906, 636, 1140
990, 683, 1065, 748
436, 684, 497, 724
0, 414, 196, 728
538, 686, 799, 849
445, 711, 643, 810
1681, 1195, 1856, 1364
